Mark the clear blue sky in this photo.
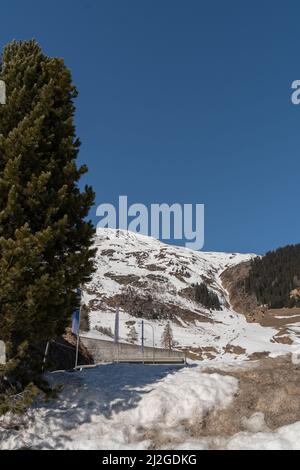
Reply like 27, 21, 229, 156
1, 0, 300, 253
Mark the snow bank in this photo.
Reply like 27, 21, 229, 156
225, 421, 300, 450
174, 413, 300, 450
127, 369, 238, 430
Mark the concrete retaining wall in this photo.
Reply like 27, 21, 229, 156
80, 336, 185, 364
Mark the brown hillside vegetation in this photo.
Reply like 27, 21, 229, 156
190, 355, 300, 439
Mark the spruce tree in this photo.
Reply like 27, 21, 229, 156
245, 244, 300, 308
161, 322, 174, 350
0, 40, 95, 383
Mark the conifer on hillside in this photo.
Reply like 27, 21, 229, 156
0, 40, 96, 385
245, 244, 300, 308
161, 321, 174, 350
194, 282, 221, 310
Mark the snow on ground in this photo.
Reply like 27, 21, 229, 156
84, 307, 293, 362
175, 421, 300, 450
1, 363, 300, 450
223, 421, 300, 450
0, 364, 237, 450
175, 411, 300, 450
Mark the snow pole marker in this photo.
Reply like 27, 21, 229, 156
75, 324, 80, 369
141, 319, 145, 363
114, 306, 120, 362
73, 287, 82, 369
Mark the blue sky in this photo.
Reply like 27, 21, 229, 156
1, 0, 300, 253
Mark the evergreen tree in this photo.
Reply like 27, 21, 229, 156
161, 321, 174, 350
194, 282, 221, 310
0, 40, 96, 384
127, 326, 138, 344
245, 244, 300, 309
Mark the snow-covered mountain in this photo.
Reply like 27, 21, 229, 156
82, 229, 298, 360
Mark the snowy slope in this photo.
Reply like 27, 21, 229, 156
87, 228, 252, 308
83, 229, 298, 360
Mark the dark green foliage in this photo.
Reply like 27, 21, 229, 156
245, 245, 300, 309
0, 380, 39, 416
0, 40, 96, 385
194, 282, 221, 310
